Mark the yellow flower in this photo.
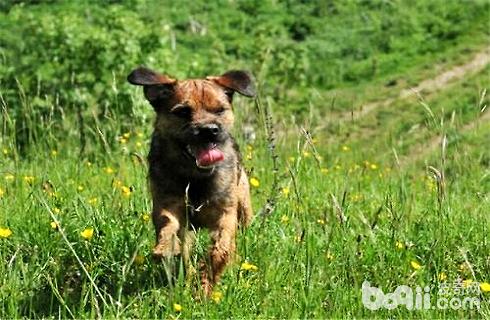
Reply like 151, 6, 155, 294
480, 282, 490, 292
0, 227, 12, 238
241, 261, 258, 271
53, 207, 61, 214
50, 221, 59, 230
370, 163, 378, 170
317, 219, 325, 225
121, 186, 132, 198
0, 187, 4, 198
86, 161, 92, 167
462, 279, 473, 287
104, 167, 114, 174
80, 227, 94, 240
142, 213, 151, 223
51, 150, 58, 157
334, 164, 341, 170
2, 148, 8, 155
119, 137, 128, 144
320, 168, 329, 174
134, 255, 145, 265
23, 176, 35, 184
303, 151, 311, 158
280, 215, 289, 224
123, 132, 131, 139
288, 156, 296, 162
438, 272, 447, 281
250, 177, 260, 188
136, 141, 142, 148
88, 197, 98, 205
411, 261, 422, 270
246, 152, 252, 160
326, 252, 334, 260
341, 145, 350, 152
137, 132, 144, 138
281, 187, 290, 196
173, 303, 182, 312
77, 185, 84, 192
395, 241, 404, 250
5, 174, 14, 181
211, 291, 223, 303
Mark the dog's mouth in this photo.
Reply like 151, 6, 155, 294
183, 143, 225, 169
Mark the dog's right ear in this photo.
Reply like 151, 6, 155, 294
127, 67, 176, 102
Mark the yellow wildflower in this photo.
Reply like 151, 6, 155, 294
136, 141, 142, 148
134, 255, 145, 265
51, 150, 58, 157
280, 215, 289, 224
370, 163, 378, 170
137, 132, 144, 138
123, 132, 130, 139
341, 145, 350, 152
121, 186, 132, 198
104, 167, 114, 174
250, 177, 260, 188
438, 272, 447, 281
211, 291, 223, 303
5, 174, 14, 182
80, 227, 94, 240
320, 168, 329, 174
317, 219, 325, 225
23, 176, 35, 184
480, 282, 490, 292
326, 252, 334, 260
0, 227, 12, 238
173, 303, 182, 312
302, 151, 311, 158
53, 207, 61, 214
411, 261, 422, 270
50, 221, 59, 230
395, 241, 404, 250
86, 161, 92, 167
334, 164, 341, 170
88, 197, 98, 205
77, 185, 84, 192
281, 187, 290, 196
142, 213, 151, 222
246, 152, 252, 160
241, 261, 258, 271
0, 187, 4, 198
119, 137, 128, 144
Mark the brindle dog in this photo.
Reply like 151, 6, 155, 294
127, 67, 255, 294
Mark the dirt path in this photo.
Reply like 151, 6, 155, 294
337, 46, 490, 122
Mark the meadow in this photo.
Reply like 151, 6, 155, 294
0, 0, 489, 318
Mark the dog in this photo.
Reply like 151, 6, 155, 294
127, 67, 255, 295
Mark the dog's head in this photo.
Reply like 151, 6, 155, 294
128, 67, 256, 171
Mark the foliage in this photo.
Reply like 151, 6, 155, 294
0, 0, 489, 318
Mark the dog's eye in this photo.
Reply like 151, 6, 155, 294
214, 107, 227, 115
171, 106, 192, 119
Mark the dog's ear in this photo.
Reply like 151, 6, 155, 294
208, 70, 256, 99
127, 67, 177, 102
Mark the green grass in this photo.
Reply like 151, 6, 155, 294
1, 1, 489, 318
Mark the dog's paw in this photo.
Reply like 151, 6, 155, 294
152, 244, 181, 260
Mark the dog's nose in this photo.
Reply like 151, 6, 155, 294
196, 124, 220, 137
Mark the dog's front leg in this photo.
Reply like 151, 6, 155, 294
152, 200, 185, 258
201, 206, 238, 295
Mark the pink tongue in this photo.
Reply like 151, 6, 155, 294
196, 148, 224, 167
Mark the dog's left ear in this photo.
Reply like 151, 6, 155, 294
208, 70, 256, 98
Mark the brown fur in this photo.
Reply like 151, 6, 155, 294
128, 67, 255, 295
